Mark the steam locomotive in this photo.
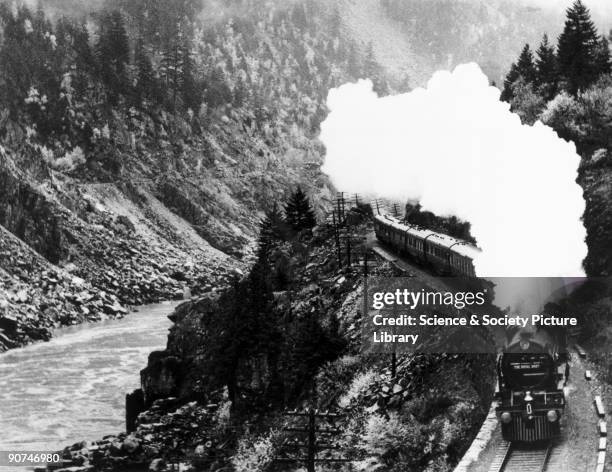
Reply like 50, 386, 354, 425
374, 214, 569, 442
496, 329, 568, 441
373, 214, 479, 276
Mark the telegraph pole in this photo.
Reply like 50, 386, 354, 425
371, 199, 382, 215
332, 210, 342, 267
392, 203, 401, 217
275, 409, 348, 469
336, 192, 346, 222
307, 409, 316, 472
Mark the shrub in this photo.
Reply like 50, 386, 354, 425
231, 430, 280, 472
358, 412, 427, 470
338, 369, 378, 408
50, 146, 86, 172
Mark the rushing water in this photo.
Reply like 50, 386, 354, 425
0, 303, 178, 453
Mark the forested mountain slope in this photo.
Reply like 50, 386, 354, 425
0, 0, 381, 350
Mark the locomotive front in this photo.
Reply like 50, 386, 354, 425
496, 329, 568, 442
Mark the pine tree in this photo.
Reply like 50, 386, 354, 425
516, 44, 537, 84
257, 203, 287, 257
285, 187, 316, 233
96, 10, 130, 103
595, 36, 611, 76
557, 0, 601, 94
72, 23, 95, 97
535, 34, 558, 100
159, 33, 184, 110
501, 62, 520, 102
180, 42, 201, 112
205, 66, 232, 108
134, 38, 158, 105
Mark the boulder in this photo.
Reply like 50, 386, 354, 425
126, 389, 145, 433
109, 440, 123, 456
122, 434, 140, 453
140, 352, 182, 406
0, 314, 18, 332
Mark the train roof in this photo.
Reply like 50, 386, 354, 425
374, 214, 480, 260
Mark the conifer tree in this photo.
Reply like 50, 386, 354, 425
72, 23, 95, 97
536, 34, 559, 100
134, 38, 158, 105
285, 187, 316, 232
257, 203, 287, 257
516, 44, 537, 84
501, 62, 520, 102
180, 42, 201, 112
205, 67, 232, 108
501, 45, 536, 103
557, 0, 600, 94
96, 10, 130, 103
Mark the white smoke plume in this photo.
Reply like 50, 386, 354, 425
320, 63, 587, 278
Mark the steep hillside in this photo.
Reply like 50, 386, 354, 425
0, 0, 379, 350
56, 215, 494, 472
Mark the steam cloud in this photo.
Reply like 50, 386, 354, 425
320, 63, 587, 277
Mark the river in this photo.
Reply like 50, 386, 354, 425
0, 302, 178, 453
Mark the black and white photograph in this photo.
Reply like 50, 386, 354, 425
1, 0, 612, 471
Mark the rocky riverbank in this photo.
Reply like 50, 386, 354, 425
50, 215, 494, 472
0, 224, 126, 350
0, 172, 241, 352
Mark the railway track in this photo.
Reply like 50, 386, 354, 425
488, 440, 553, 472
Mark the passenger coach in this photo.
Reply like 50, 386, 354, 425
373, 214, 479, 276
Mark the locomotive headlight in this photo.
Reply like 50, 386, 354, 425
547, 410, 559, 422
501, 412, 512, 424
